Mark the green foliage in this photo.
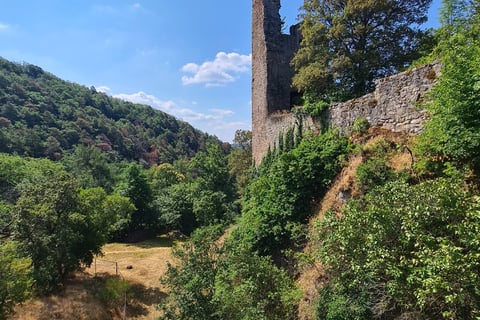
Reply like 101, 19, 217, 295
148, 163, 185, 191
239, 130, 350, 255
98, 276, 130, 306
228, 130, 253, 197
355, 139, 403, 192
13, 161, 84, 291
213, 247, 300, 320
416, 11, 480, 177
315, 179, 480, 319
116, 163, 155, 236
0, 57, 221, 164
153, 142, 237, 235
78, 188, 134, 243
159, 225, 224, 320
356, 157, 394, 191
188, 142, 235, 201
4, 157, 123, 293
350, 117, 370, 136
0, 153, 28, 203
302, 97, 330, 117
62, 144, 115, 192
0, 241, 33, 320
159, 224, 299, 320
292, 0, 434, 102
154, 183, 196, 234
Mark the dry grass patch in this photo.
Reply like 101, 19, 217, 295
12, 235, 177, 320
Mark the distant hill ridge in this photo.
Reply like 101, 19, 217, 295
0, 57, 224, 165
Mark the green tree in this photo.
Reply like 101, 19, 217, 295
213, 246, 299, 320
189, 142, 234, 200
117, 163, 155, 235
159, 225, 224, 320
239, 130, 349, 255
155, 182, 196, 234
78, 188, 134, 244
0, 241, 32, 320
148, 163, 185, 192
63, 144, 115, 192
315, 179, 480, 319
416, 0, 480, 177
13, 161, 84, 291
13, 160, 116, 292
228, 130, 252, 197
292, 0, 434, 103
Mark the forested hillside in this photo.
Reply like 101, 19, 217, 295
0, 57, 224, 165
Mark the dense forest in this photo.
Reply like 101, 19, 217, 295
0, 56, 226, 165
2, 0, 480, 319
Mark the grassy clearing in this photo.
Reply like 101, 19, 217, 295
12, 235, 178, 320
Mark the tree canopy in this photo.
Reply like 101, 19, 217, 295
0, 57, 223, 165
292, 0, 434, 104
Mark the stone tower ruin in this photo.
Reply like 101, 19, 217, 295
252, 0, 301, 165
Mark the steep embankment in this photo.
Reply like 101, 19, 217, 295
297, 127, 414, 320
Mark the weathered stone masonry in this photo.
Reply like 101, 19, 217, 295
252, 0, 440, 165
252, 0, 301, 165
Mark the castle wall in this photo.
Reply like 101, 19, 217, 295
252, 0, 439, 165
326, 63, 440, 135
253, 63, 440, 164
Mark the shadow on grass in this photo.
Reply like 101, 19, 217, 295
127, 235, 175, 249
84, 273, 168, 318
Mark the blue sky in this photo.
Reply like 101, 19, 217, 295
0, 1, 441, 142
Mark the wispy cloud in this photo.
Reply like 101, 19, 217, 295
112, 91, 249, 142
92, 3, 145, 15
0, 22, 11, 32
181, 52, 251, 87
131, 3, 142, 10
113, 91, 226, 122
96, 86, 111, 93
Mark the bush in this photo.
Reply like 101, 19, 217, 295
315, 178, 480, 319
239, 130, 350, 255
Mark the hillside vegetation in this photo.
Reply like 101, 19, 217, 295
0, 56, 250, 319
2, 0, 480, 319
0, 57, 223, 165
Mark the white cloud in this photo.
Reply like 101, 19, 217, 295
210, 108, 235, 117
181, 52, 251, 87
0, 22, 11, 32
96, 86, 111, 93
112, 91, 249, 142
114, 91, 219, 121
131, 3, 142, 9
